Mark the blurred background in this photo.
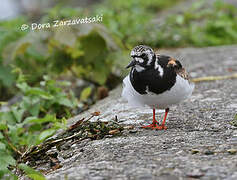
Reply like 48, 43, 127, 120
0, 1, 237, 177
0, 0, 237, 110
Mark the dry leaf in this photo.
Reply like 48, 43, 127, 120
68, 118, 85, 130
227, 148, 237, 154
109, 129, 120, 135
91, 111, 100, 116
123, 126, 134, 130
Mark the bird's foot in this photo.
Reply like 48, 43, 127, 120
141, 123, 167, 130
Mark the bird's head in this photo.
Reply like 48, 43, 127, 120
126, 45, 156, 72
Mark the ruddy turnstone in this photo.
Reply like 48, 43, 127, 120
122, 45, 194, 130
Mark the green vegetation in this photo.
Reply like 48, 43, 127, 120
0, 69, 76, 179
0, 17, 27, 100
0, 17, 119, 99
93, 0, 237, 48
150, 0, 237, 47
0, 0, 237, 178
230, 114, 237, 127
93, 0, 182, 47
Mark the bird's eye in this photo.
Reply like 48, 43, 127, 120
140, 53, 147, 59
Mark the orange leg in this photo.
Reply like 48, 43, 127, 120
142, 108, 158, 129
159, 108, 169, 130
142, 108, 169, 130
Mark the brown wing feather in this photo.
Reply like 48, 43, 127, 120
166, 57, 190, 81
175, 68, 189, 80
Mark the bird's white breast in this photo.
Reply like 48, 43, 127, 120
122, 75, 194, 109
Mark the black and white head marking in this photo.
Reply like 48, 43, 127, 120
127, 45, 156, 72
155, 55, 164, 77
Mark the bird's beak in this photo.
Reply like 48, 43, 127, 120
126, 59, 136, 69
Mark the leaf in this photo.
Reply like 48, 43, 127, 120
28, 174, 47, 180
16, 82, 29, 93
38, 128, 56, 143
54, 26, 76, 47
18, 163, 46, 180
0, 101, 7, 106
58, 97, 73, 108
0, 111, 16, 125
94, 24, 118, 50
0, 132, 3, 139
176, 15, 184, 25
26, 45, 47, 62
66, 46, 84, 59
29, 103, 40, 117
11, 106, 24, 123
15, 42, 31, 56
0, 169, 18, 180
79, 30, 107, 63
24, 114, 57, 124
80, 87, 92, 101
0, 65, 15, 87
2, 41, 30, 62
2, 31, 49, 63
93, 69, 108, 85
57, 81, 72, 87
0, 124, 7, 130
0, 18, 26, 57
0, 151, 16, 170
25, 88, 53, 99
91, 111, 100, 116
0, 143, 6, 150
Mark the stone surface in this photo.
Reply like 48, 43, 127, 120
46, 45, 237, 179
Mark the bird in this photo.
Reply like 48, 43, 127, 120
122, 45, 194, 130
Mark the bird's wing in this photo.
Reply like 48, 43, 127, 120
165, 56, 190, 81
175, 67, 189, 80
156, 54, 191, 81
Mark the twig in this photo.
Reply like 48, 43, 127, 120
50, 131, 82, 144
20, 131, 83, 162
2, 130, 23, 156
191, 73, 237, 83
20, 112, 101, 162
